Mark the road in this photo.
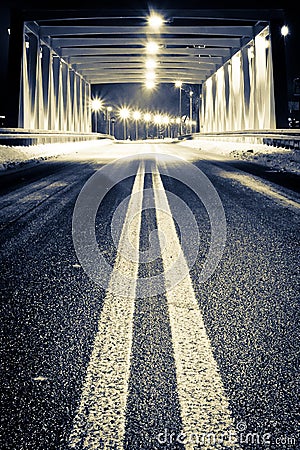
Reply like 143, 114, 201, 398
1, 141, 299, 450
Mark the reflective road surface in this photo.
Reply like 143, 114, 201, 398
1, 141, 299, 450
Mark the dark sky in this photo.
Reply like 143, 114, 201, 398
92, 83, 201, 119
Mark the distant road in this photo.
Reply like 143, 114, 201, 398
1, 142, 299, 449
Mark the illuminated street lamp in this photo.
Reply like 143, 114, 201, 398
145, 58, 157, 70
281, 25, 289, 37
174, 80, 183, 135
119, 107, 130, 140
146, 41, 159, 54
154, 114, 162, 137
133, 110, 141, 140
145, 80, 156, 90
91, 98, 103, 132
148, 14, 164, 29
146, 71, 156, 81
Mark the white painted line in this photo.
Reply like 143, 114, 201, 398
152, 167, 240, 450
68, 162, 145, 449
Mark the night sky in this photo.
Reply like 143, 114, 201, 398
92, 83, 201, 119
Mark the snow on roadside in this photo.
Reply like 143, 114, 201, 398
0, 139, 113, 171
178, 139, 300, 175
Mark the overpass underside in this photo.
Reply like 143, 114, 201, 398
5, 8, 289, 134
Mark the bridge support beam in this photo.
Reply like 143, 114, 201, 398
5, 18, 91, 133
200, 25, 290, 132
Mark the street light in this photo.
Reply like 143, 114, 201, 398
133, 110, 141, 140
189, 91, 193, 133
174, 80, 183, 135
162, 115, 170, 138
145, 58, 157, 69
281, 25, 289, 37
154, 114, 162, 138
144, 113, 151, 138
119, 107, 130, 140
146, 71, 156, 81
175, 116, 181, 137
146, 41, 159, 54
145, 80, 156, 90
91, 98, 103, 132
107, 106, 112, 135
148, 14, 164, 29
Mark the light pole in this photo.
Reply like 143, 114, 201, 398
143, 113, 151, 139
175, 117, 181, 138
133, 111, 141, 140
162, 115, 170, 138
154, 114, 162, 138
91, 98, 103, 133
107, 106, 112, 135
175, 80, 183, 135
119, 107, 130, 140
189, 91, 193, 133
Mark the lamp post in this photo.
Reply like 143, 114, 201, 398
133, 111, 141, 140
107, 106, 112, 135
143, 113, 151, 139
175, 117, 181, 137
91, 98, 103, 133
189, 91, 193, 133
154, 114, 162, 138
111, 117, 116, 137
119, 107, 130, 140
175, 80, 183, 135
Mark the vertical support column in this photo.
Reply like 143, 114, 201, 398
5, 9, 24, 128
241, 45, 251, 129
269, 19, 289, 128
69, 70, 75, 131
48, 51, 55, 130
42, 45, 51, 130
75, 73, 80, 133
35, 44, 44, 129
27, 33, 38, 128
52, 55, 60, 130
78, 78, 84, 131
58, 61, 65, 130
87, 82, 91, 132
83, 81, 90, 133
224, 63, 230, 130
60, 61, 67, 131
19, 38, 30, 128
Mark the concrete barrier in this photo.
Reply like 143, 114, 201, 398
0, 128, 115, 146
189, 130, 300, 150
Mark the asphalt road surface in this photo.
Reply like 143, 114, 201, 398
1, 141, 299, 450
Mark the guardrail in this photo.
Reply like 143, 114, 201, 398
0, 128, 115, 146
180, 130, 300, 150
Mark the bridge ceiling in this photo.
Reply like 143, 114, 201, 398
25, 9, 275, 85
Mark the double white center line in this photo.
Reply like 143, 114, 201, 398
69, 161, 240, 449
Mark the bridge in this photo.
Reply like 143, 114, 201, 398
1, 5, 299, 145
1, 5, 300, 450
